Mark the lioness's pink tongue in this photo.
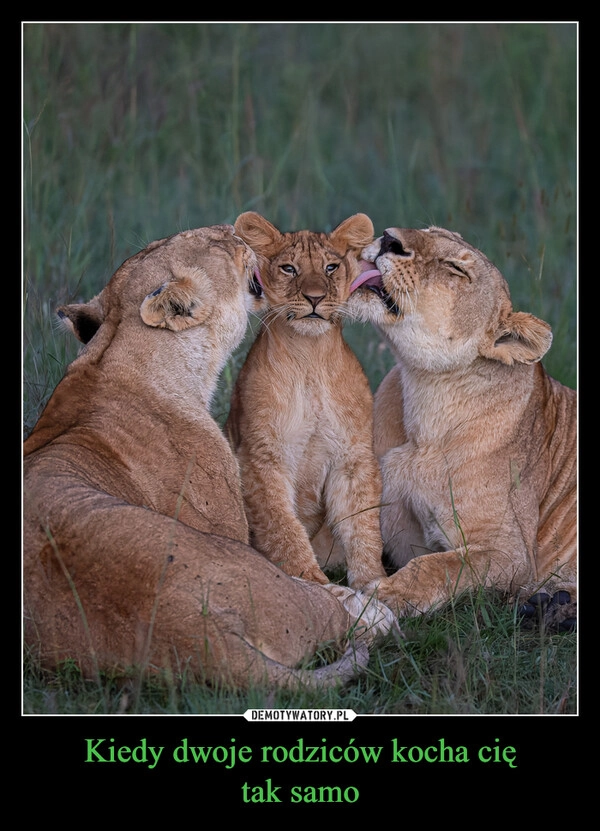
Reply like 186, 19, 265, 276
350, 261, 382, 293
358, 259, 375, 273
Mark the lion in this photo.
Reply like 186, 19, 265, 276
347, 225, 577, 630
23, 225, 398, 692
224, 212, 387, 589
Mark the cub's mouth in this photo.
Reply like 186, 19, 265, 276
350, 260, 400, 316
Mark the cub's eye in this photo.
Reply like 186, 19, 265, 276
325, 263, 339, 275
281, 264, 297, 276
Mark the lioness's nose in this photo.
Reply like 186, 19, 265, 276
303, 293, 326, 310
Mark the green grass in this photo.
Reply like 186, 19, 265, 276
23, 591, 577, 715
22, 22, 577, 715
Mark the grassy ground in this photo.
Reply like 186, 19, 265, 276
22, 22, 577, 716
23, 589, 576, 715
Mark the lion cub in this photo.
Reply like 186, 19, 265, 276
347, 226, 577, 629
225, 212, 386, 588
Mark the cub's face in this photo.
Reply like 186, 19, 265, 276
347, 225, 552, 371
234, 212, 375, 336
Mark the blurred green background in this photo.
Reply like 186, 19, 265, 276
23, 22, 577, 436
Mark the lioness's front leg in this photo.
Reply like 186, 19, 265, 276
365, 543, 531, 616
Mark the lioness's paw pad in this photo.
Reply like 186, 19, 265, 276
518, 591, 577, 633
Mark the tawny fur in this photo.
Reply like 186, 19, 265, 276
347, 226, 577, 621
23, 225, 397, 690
225, 212, 387, 589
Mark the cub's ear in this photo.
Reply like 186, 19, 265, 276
481, 311, 553, 365
140, 267, 210, 331
57, 294, 105, 344
331, 213, 374, 251
234, 212, 282, 252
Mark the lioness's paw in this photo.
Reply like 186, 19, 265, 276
323, 584, 402, 644
518, 591, 577, 633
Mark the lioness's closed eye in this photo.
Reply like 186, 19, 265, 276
347, 225, 577, 631
225, 212, 387, 589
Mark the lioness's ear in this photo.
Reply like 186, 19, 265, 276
140, 267, 210, 331
481, 311, 553, 365
330, 213, 374, 251
234, 212, 282, 252
57, 295, 105, 344
444, 250, 479, 280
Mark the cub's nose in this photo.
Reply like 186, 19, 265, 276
303, 292, 326, 310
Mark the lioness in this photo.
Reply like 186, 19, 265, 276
23, 225, 397, 691
348, 226, 577, 629
225, 212, 387, 589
